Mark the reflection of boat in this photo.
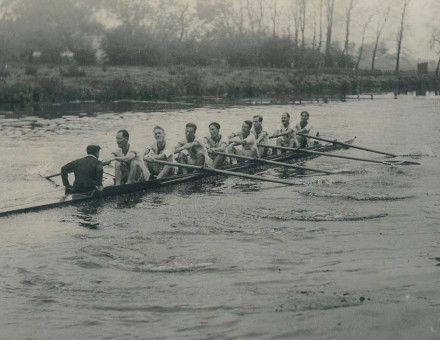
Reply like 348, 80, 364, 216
0, 138, 355, 217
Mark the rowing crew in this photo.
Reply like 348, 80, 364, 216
61, 111, 314, 194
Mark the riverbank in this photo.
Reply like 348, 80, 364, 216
0, 64, 438, 106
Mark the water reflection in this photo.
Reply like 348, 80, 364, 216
115, 193, 143, 209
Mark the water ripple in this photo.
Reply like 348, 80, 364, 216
247, 208, 388, 222
300, 190, 415, 201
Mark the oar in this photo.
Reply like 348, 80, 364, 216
45, 171, 115, 179
268, 131, 292, 139
40, 174, 60, 187
212, 151, 334, 175
296, 133, 397, 157
149, 159, 301, 186
43, 171, 115, 187
259, 144, 420, 166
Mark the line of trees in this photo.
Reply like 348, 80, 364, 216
0, 0, 436, 72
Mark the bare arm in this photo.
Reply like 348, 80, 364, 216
255, 131, 268, 144
113, 151, 136, 162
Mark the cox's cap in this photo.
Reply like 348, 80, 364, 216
86, 145, 101, 154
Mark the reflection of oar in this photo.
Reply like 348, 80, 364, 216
296, 133, 397, 157
149, 159, 301, 186
212, 151, 335, 175
259, 144, 420, 166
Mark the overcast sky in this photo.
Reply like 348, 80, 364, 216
203, 0, 438, 60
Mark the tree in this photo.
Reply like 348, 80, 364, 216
355, 14, 373, 70
394, 0, 410, 74
269, 0, 279, 37
5, 0, 102, 63
371, 6, 390, 72
343, 0, 357, 67
299, 0, 307, 48
431, 29, 440, 77
289, 1, 300, 47
324, 0, 336, 67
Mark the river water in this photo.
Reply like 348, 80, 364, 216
0, 94, 439, 339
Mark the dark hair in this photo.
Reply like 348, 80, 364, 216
209, 122, 221, 130
282, 112, 290, 118
153, 125, 165, 133
243, 120, 253, 129
186, 123, 197, 131
86, 145, 100, 156
253, 115, 263, 122
117, 129, 129, 139
301, 111, 309, 118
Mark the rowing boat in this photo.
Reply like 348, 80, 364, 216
0, 138, 355, 217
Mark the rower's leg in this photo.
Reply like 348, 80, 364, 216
194, 152, 205, 167
127, 160, 150, 184
212, 155, 226, 168
176, 152, 189, 174
276, 138, 283, 155
157, 165, 172, 179
226, 145, 238, 164
114, 161, 122, 185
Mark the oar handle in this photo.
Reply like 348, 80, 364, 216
268, 131, 292, 139
46, 173, 61, 179
213, 151, 334, 175
296, 133, 397, 157
149, 159, 299, 186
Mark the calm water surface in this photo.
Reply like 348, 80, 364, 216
0, 94, 439, 339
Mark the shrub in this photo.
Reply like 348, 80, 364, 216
60, 64, 86, 77
25, 64, 38, 76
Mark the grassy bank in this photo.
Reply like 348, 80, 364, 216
0, 64, 438, 106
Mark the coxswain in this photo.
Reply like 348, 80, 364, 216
174, 123, 205, 174
107, 129, 150, 185
202, 122, 229, 168
251, 115, 269, 156
143, 126, 173, 179
295, 111, 313, 148
271, 112, 297, 154
226, 120, 259, 161
61, 145, 103, 195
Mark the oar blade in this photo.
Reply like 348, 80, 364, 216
385, 160, 421, 166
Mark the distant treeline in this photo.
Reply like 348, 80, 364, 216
0, 0, 424, 71
0, 65, 438, 107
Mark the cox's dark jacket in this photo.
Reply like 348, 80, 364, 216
61, 155, 103, 192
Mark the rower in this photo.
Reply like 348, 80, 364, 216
174, 123, 205, 174
61, 145, 103, 195
202, 122, 228, 168
107, 129, 150, 185
295, 111, 312, 148
251, 115, 269, 156
272, 112, 297, 154
227, 120, 259, 162
143, 126, 173, 179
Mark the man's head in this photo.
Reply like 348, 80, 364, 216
252, 115, 263, 129
153, 126, 165, 142
242, 120, 252, 135
185, 123, 197, 141
209, 122, 220, 138
116, 129, 129, 148
281, 112, 290, 126
86, 145, 101, 158
300, 111, 309, 122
